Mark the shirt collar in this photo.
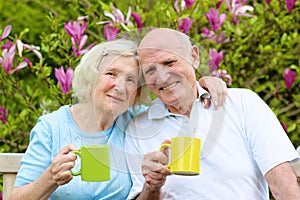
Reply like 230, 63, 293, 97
148, 81, 210, 119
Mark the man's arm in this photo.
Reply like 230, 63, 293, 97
266, 162, 300, 200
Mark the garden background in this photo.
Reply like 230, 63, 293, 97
0, 0, 299, 197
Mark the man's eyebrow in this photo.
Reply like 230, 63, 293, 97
161, 56, 177, 64
143, 64, 157, 74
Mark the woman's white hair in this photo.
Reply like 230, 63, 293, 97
72, 39, 143, 104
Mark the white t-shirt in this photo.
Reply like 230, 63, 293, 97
125, 86, 299, 200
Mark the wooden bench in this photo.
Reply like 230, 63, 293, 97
0, 149, 300, 200
0, 153, 24, 200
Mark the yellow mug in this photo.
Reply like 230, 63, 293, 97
159, 136, 201, 175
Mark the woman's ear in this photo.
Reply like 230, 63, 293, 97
191, 45, 200, 69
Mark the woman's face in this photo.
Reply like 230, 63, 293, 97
92, 55, 139, 117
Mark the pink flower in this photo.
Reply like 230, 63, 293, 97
0, 25, 12, 41
131, 13, 143, 31
0, 105, 8, 124
286, 0, 296, 12
225, 0, 254, 25
64, 20, 94, 57
178, 17, 193, 34
55, 67, 74, 94
208, 49, 223, 71
16, 39, 42, 59
104, 24, 120, 41
216, 0, 224, 9
284, 67, 297, 89
0, 45, 27, 75
211, 69, 232, 85
64, 21, 87, 44
1, 40, 14, 50
206, 8, 226, 32
174, 0, 194, 13
97, 6, 133, 37
266, 0, 271, 4
281, 122, 288, 133
184, 0, 195, 8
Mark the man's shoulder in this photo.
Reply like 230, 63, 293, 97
227, 88, 260, 99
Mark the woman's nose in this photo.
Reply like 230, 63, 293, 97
113, 77, 126, 93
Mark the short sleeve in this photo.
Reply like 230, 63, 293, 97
242, 89, 299, 175
15, 117, 53, 186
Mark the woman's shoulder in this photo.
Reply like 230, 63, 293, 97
35, 105, 71, 129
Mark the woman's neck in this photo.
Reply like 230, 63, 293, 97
70, 103, 115, 133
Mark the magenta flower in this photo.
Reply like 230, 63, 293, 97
184, 0, 194, 8
211, 69, 232, 85
0, 105, 8, 124
0, 25, 12, 41
225, 0, 254, 25
284, 67, 297, 89
1, 40, 14, 50
286, 0, 296, 12
97, 6, 135, 40
0, 45, 28, 75
64, 21, 87, 44
201, 28, 229, 44
216, 0, 224, 9
174, 0, 194, 13
208, 49, 223, 71
55, 66, 74, 94
206, 8, 226, 32
131, 13, 143, 31
178, 17, 193, 34
281, 122, 288, 133
104, 24, 120, 41
266, 0, 271, 4
64, 20, 94, 57
16, 39, 42, 59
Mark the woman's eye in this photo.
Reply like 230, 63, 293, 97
106, 72, 115, 77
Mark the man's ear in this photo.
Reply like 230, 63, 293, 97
191, 45, 200, 69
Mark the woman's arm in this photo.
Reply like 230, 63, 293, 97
10, 145, 77, 200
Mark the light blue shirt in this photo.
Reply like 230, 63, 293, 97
15, 105, 146, 200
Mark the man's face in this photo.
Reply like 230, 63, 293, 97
139, 47, 197, 109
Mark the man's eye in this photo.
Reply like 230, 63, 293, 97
144, 66, 155, 75
164, 60, 175, 66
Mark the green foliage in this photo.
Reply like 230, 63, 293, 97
0, 2, 299, 197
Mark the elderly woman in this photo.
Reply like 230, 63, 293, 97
10, 39, 226, 200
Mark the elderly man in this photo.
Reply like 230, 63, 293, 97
125, 28, 300, 200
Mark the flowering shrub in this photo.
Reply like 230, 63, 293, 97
0, 0, 299, 152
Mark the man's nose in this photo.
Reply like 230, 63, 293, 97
156, 65, 170, 84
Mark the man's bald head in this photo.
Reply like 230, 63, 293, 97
138, 28, 193, 61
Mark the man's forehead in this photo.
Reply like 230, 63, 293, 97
138, 48, 182, 63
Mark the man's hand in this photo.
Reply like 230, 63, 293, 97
142, 150, 170, 191
199, 76, 228, 109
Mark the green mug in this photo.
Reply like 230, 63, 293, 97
71, 145, 110, 182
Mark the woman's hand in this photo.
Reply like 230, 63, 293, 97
50, 144, 78, 186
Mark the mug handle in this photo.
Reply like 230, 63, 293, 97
71, 150, 81, 176
158, 143, 171, 169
